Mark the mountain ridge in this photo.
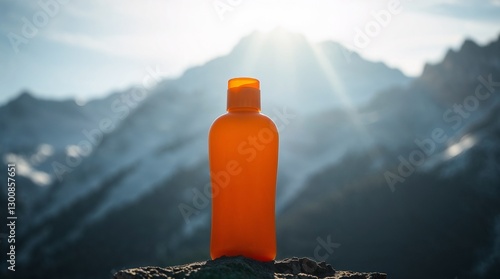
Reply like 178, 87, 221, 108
2, 30, 500, 279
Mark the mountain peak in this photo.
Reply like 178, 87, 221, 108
9, 90, 37, 106
418, 35, 500, 104
433, 37, 481, 68
459, 38, 480, 54
177, 28, 410, 113
18, 90, 35, 100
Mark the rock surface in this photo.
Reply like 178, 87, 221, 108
113, 256, 387, 279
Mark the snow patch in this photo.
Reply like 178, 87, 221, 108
4, 153, 52, 186
444, 135, 476, 160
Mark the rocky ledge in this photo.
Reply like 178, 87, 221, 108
113, 256, 386, 279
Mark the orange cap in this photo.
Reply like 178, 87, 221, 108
227, 77, 260, 111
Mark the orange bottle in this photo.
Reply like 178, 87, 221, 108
209, 77, 279, 261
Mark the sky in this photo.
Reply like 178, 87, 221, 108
1, 0, 500, 104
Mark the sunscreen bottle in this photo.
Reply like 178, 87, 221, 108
209, 77, 279, 261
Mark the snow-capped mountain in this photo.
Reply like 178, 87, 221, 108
4, 30, 500, 279
276, 35, 500, 279
0, 29, 411, 232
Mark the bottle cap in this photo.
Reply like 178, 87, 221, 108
227, 77, 260, 111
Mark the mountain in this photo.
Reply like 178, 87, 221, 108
0, 29, 411, 279
0, 90, 126, 217
173, 28, 411, 113
2, 29, 499, 279
0, 29, 411, 236
276, 35, 500, 279
0, 29, 411, 218
418, 37, 500, 104
0, 90, 124, 154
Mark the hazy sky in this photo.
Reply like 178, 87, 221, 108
1, 0, 499, 104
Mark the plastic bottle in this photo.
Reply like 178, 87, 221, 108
209, 77, 279, 261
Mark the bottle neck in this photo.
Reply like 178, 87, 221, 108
227, 107, 260, 113
226, 87, 261, 111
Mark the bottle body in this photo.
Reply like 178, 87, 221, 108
209, 109, 279, 261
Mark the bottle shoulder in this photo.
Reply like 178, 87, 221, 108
209, 112, 278, 133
